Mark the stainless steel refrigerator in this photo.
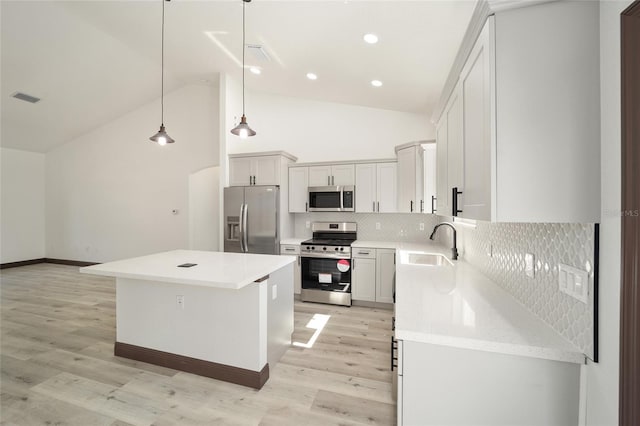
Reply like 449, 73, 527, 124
224, 186, 280, 255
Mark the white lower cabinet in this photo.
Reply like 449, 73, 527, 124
352, 248, 395, 303
376, 249, 395, 303
399, 340, 581, 426
351, 249, 376, 302
279, 244, 301, 295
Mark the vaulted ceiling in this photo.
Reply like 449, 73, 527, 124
1, 0, 476, 153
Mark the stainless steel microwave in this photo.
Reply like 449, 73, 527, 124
308, 186, 355, 212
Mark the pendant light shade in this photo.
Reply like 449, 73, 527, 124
149, 125, 175, 145
150, 0, 174, 145
231, 0, 256, 138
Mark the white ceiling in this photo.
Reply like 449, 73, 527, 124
0, 0, 476, 153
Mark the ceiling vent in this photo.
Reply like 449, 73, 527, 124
12, 92, 41, 104
246, 44, 271, 62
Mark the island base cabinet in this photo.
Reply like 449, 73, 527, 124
400, 341, 581, 426
114, 264, 294, 389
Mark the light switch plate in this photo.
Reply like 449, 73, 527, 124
558, 263, 589, 304
525, 253, 535, 278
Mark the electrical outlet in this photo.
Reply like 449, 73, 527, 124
525, 253, 535, 278
272, 284, 277, 300
559, 263, 589, 304
487, 243, 493, 257
375, 222, 381, 230
305, 221, 310, 229
419, 223, 424, 231
176, 295, 185, 309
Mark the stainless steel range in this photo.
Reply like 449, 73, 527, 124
300, 222, 357, 306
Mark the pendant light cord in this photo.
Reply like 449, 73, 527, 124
242, 0, 246, 116
161, 0, 165, 126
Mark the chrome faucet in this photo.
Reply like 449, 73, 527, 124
429, 222, 458, 260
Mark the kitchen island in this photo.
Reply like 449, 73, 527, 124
80, 250, 295, 389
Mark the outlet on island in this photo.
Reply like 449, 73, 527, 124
176, 295, 185, 309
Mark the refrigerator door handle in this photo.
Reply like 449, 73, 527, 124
239, 204, 245, 252
242, 203, 249, 253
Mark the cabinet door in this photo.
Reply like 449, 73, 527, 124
229, 157, 253, 186
331, 164, 355, 186
377, 163, 397, 213
397, 148, 416, 213
308, 165, 332, 187
424, 144, 437, 214
376, 249, 395, 303
288, 167, 309, 213
254, 156, 280, 186
415, 148, 425, 213
351, 257, 376, 302
447, 86, 464, 216
355, 164, 376, 213
461, 20, 492, 221
436, 117, 450, 215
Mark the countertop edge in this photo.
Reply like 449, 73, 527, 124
395, 330, 586, 365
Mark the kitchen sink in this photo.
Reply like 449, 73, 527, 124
401, 252, 453, 267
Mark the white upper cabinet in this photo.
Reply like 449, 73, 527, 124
434, 1, 600, 222
288, 167, 309, 213
396, 143, 426, 213
228, 152, 297, 187
355, 162, 397, 213
308, 164, 355, 187
436, 86, 463, 217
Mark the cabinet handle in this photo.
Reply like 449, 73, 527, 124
352, 259, 355, 270
377, 201, 380, 212
253, 176, 256, 185
410, 200, 414, 212
357, 251, 370, 255
285, 248, 295, 251
249, 175, 252, 185
328, 176, 331, 185
452, 187, 463, 217
431, 195, 437, 214
297, 256, 300, 266
305, 202, 308, 212
373, 201, 376, 212
420, 199, 424, 213
390, 336, 398, 371
332, 175, 335, 185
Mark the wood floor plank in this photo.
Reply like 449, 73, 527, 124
1, 264, 395, 425
311, 389, 396, 425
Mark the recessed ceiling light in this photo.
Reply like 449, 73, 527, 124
363, 33, 379, 44
371, 80, 383, 87
250, 67, 261, 75
306, 73, 318, 80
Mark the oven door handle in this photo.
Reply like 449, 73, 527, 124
300, 253, 351, 260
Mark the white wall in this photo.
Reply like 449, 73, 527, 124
224, 77, 434, 163
46, 83, 219, 262
0, 148, 46, 263
585, 1, 630, 424
189, 166, 220, 251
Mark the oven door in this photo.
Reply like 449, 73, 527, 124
301, 255, 352, 292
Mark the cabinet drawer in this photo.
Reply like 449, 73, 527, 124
280, 245, 300, 255
352, 248, 376, 259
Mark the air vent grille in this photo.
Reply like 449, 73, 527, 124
246, 44, 271, 62
12, 92, 41, 103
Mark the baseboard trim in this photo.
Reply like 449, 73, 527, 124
44, 258, 99, 267
352, 300, 393, 310
0, 258, 46, 269
114, 341, 270, 389
1, 258, 99, 269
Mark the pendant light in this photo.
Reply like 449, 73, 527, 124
230, 0, 256, 138
150, 0, 175, 145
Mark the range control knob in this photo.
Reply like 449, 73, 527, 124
323, 247, 327, 251
340, 247, 344, 251
334, 247, 339, 251
311, 246, 315, 250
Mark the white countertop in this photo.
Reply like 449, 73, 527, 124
395, 244, 586, 364
80, 249, 295, 290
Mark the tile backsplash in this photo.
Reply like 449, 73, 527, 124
293, 212, 440, 242
292, 213, 596, 359
435, 219, 596, 359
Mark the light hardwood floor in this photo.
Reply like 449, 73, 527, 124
0, 264, 395, 426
